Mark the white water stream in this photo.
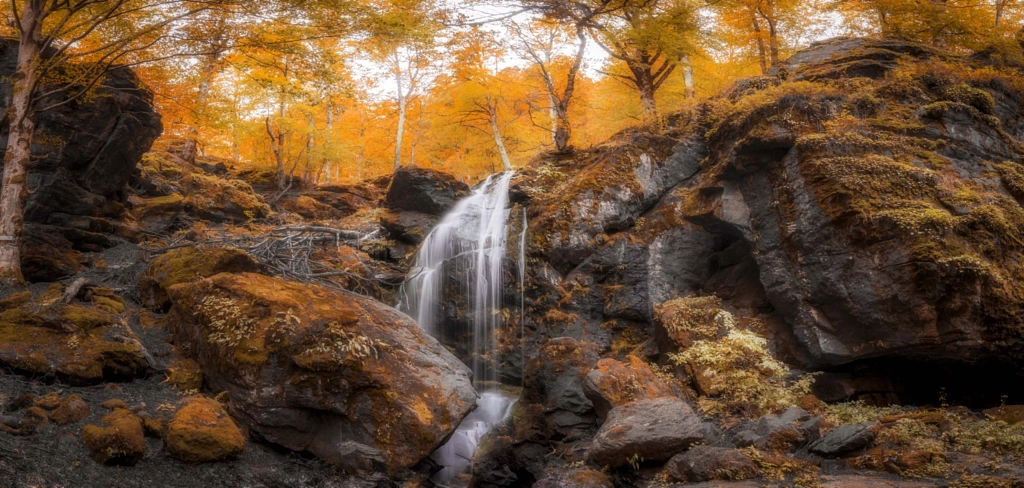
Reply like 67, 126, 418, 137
398, 172, 520, 485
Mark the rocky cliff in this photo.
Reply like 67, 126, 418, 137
509, 37, 1024, 407
0, 39, 163, 281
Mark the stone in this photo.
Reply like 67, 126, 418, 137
520, 338, 601, 441
385, 166, 469, 215
379, 210, 438, 244
137, 246, 260, 310
754, 406, 816, 452
808, 422, 878, 458
983, 405, 1024, 425
278, 194, 340, 220
666, 446, 759, 482
142, 417, 164, 438
82, 409, 146, 465
165, 357, 203, 392
165, 272, 476, 475
533, 468, 614, 488
101, 399, 128, 411
34, 392, 62, 410
588, 397, 706, 467
166, 397, 245, 462
49, 395, 91, 425
582, 355, 675, 421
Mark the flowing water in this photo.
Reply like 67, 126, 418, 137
398, 172, 519, 485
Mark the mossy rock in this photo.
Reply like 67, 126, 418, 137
82, 409, 146, 465
165, 397, 245, 462
138, 246, 259, 310
50, 395, 91, 425
165, 357, 203, 391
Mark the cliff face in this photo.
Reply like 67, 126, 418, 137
0, 39, 163, 281
512, 37, 1024, 405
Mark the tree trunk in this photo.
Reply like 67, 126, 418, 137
266, 117, 286, 190
0, 11, 43, 282
548, 92, 558, 146
488, 101, 513, 172
631, 65, 658, 120
681, 55, 695, 98
752, 15, 769, 74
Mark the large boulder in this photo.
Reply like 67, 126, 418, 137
0, 40, 162, 279
587, 397, 706, 467
137, 246, 260, 310
165, 272, 476, 475
385, 167, 469, 216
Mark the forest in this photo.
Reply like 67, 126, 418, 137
2, 0, 1024, 487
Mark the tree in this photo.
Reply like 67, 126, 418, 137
827, 0, 999, 50
509, 19, 587, 152
0, 0, 214, 282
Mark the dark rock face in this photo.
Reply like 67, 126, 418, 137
587, 397, 706, 467
0, 40, 162, 280
665, 446, 759, 482
514, 37, 1024, 405
385, 166, 469, 216
380, 210, 438, 245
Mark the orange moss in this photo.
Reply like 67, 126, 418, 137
165, 396, 245, 462
82, 409, 146, 465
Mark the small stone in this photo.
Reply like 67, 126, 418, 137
35, 392, 63, 410
166, 397, 245, 462
50, 395, 91, 425
101, 399, 128, 410
808, 422, 878, 458
666, 445, 759, 482
82, 409, 146, 465
142, 417, 164, 438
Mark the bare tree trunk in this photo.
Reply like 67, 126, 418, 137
752, 16, 769, 74
0, 4, 43, 282
681, 55, 695, 98
548, 92, 558, 145
266, 117, 286, 190
630, 65, 658, 120
393, 52, 408, 173
488, 100, 512, 172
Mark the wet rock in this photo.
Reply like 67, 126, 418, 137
520, 338, 601, 441
49, 395, 90, 425
166, 397, 245, 462
533, 467, 614, 488
138, 246, 260, 310
166, 272, 475, 474
588, 397, 705, 467
82, 409, 146, 465
808, 422, 877, 458
582, 355, 675, 421
380, 210, 438, 244
666, 446, 759, 482
385, 166, 469, 215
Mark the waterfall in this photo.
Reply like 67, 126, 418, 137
398, 172, 518, 485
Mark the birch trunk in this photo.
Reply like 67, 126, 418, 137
0, 4, 43, 282
489, 105, 512, 171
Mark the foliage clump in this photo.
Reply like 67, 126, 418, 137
664, 298, 814, 417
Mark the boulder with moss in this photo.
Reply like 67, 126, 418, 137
582, 355, 675, 421
0, 286, 149, 384
138, 246, 259, 310
166, 396, 245, 462
82, 408, 146, 465
165, 272, 476, 475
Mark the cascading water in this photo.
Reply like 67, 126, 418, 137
398, 172, 519, 485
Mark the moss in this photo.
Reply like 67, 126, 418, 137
940, 83, 996, 115
165, 357, 203, 392
49, 394, 90, 425
139, 246, 259, 309
0, 291, 32, 312
82, 409, 146, 465
165, 397, 245, 463
92, 296, 126, 315
59, 305, 113, 331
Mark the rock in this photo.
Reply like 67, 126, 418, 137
34, 392, 62, 410
983, 405, 1024, 424
520, 338, 601, 441
380, 210, 438, 244
588, 397, 706, 467
137, 246, 259, 310
49, 395, 91, 425
82, 409, 146, 465
165, 357, 203, 391
533, 467, 614, 488
165, 272, 476, 474
808, 422, 878, 458
754, 407, 815, 452
102, 399, 128, 410
0, 291, 150, 384
166, 397, 245, 463
666, 446, 759, 482
385, 166, 469, 215
306, 182, 381, 216
278, 194, 340, 220
0, 40, 161, 279
582, 355, 675, 421
142, 417, 164, 438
